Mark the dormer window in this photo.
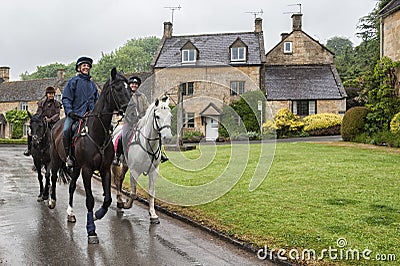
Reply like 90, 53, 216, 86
284, 41, 292, 54
182, 49, 196, 63
231, 47, 246, 61
230, 37, 247, 63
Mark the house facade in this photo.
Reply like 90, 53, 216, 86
0, 67, 66, 138
265, 14, 347, 117
151, 20, 266, 140
379, 0, 400, 61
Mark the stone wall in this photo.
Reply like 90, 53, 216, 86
381, 10, 400, 61
266, 99, 346, 120
266, 31, 334, 65
153, 65, 262, 133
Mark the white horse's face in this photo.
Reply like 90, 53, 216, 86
155, 102, 173, 141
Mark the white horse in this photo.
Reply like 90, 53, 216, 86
111, 96, 172, 224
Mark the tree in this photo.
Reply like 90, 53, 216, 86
92, 37, 160, 81
5, 109, 29, 139
20, 36, 161, 82
20, 62, 75, 81
362, 57, 400, 132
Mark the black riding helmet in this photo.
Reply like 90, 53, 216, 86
128, 76, 141, 86
75, 56, 93, 71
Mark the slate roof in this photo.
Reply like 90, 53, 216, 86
379, 0, 400, 16
265, 65, 347, 100
153, 32, 265, 68
0, 78, 58, 102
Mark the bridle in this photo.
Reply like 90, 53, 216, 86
31, 119, 49, 149
108, 77, 130, 116
131, 104, 172, 174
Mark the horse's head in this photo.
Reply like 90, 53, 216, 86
153, 96, 173, 141
29, 112, 47, 147
104, 67, 131, 115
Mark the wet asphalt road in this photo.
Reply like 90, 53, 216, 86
0, 145, 274, 266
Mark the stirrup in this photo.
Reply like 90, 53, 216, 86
112, 157, 120, 166
66, 156, 74, 168
24, 149, 31, 156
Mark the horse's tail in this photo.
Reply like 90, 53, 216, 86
58, 164, 72, 184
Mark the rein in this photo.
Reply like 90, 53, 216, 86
130, 107, 171, 174
32, 119, 50, 152
75, 76, 128, 167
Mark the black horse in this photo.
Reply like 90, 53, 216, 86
50, 67, 131, 244
28, 112, 52, 201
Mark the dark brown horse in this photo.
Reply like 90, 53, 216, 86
28, 112, 52, 202
50, 67, 131, 244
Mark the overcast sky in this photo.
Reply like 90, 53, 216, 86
1, 0, 378, 81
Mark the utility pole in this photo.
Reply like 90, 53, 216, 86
176, 84, 183, 149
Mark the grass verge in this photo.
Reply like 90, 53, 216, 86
123, 142, 400, 265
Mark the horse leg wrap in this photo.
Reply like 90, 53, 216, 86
95, 207, 108, 220
86, 211, 96, 235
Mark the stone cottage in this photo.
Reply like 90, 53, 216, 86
265, 14, 347, 117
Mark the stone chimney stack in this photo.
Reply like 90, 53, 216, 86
0, 66, 10, 82
163, 22, 173, 38
292, 13, 303, 31
281, 33, 289, 40
254, 18, 263, 33
57, 69, 65, 80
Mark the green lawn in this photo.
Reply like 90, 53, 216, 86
126, 142, 400, 265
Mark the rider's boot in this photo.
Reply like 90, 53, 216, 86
112, 155, 120, 166
24, 135, 32, 156
161, 152, 169, 163
63, 136, 74, 168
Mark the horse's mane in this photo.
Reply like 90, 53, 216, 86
31, 113, 42, 122
137, 101, 156, 128
136, 97, 170, 129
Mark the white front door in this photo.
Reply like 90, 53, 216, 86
205, 116, 219, 141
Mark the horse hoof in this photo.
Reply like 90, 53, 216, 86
37, 197, 44, 202
42, 195, 49, 201
150, 217, 160, 224
88, 235, 99, 244
68, 215, 76, 223
48, 200, 56, 209
117, 202, 124, 209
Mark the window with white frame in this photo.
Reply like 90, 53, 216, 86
182, 49, 196, 63
187, 112, 195, 128
231, 47, 246, 62
284, 41, 292, 54
292, 100, 316, 116
19, 101, 28, 111
230, 81, 245, 96
23, 123, 29, 137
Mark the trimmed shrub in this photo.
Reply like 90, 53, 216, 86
390, 112, 400, 134
303, 113, 343, 136
341, 106, 369, 141
262, 108, 303, 138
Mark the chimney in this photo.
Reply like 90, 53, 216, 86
281, 33, 289, 40
57, 69, 65, 80
0, 66, 10, 82
254, 18, 263, 33
292, 13, 303, 31
163, 22, 173, 38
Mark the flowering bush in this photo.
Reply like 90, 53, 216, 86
303, 113, 342, 135
390, 112, 400, 134
263, 108, 303, 138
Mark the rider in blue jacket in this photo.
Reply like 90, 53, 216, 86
62, 56, 99, 167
